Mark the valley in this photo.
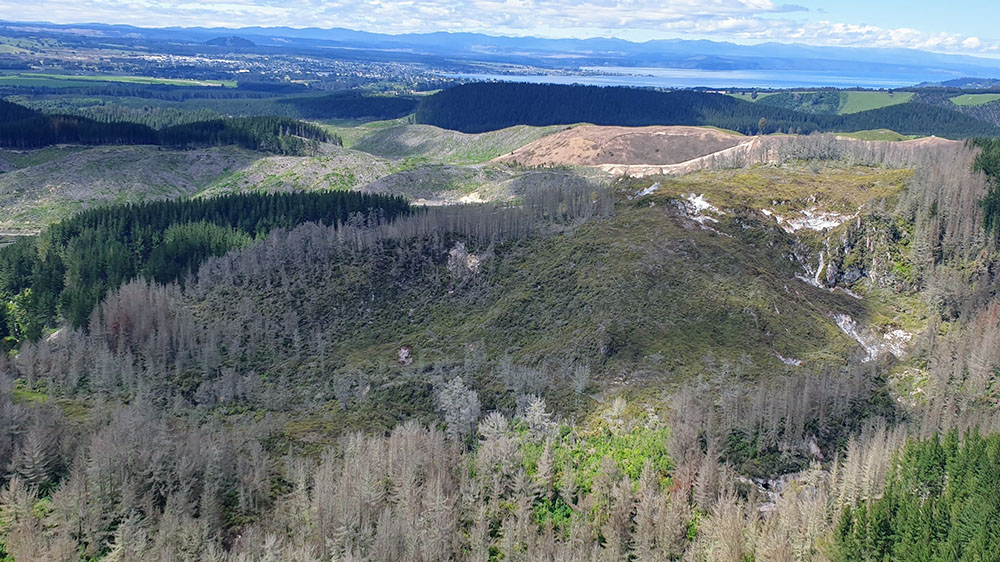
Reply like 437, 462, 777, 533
2, 116, 984, 559
3, 18, 1000, 562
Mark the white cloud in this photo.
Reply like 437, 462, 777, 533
1, 0, 998, 56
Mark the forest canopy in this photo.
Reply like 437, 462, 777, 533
0, 99, 339, 153
0, 191, 410, 341
836, 432, 1000, 561
415, 82, 1000, 138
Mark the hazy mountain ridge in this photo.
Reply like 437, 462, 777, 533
4, 19, 1000, 78
915, 77, 1000, 88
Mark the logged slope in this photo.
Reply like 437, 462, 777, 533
0, 145, 259, 231
352, 123, 570, 164
497, 128, 959, 178
494, 125, 745, 167
362, 165, 608, 205
599, 135, 960, 177
196, 145, 392, 197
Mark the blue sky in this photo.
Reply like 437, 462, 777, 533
794, 0, 996, 40
3, 0, 999, 57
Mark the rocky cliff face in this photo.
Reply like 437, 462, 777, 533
821, 214, 914, 291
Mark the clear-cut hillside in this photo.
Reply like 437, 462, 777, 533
493, 125, 746, 168
0, 145, 258, 232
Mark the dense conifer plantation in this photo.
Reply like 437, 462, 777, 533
157, 116, 338, 153
415, 82, 1000, 138
0, 191, 410, 340
0, 100, 159, 147
0, 100, 338, 153
973, 138, 1000, 238
274, 91, 419, 120
23, 91, 418, 128
835, 432, 1000, 561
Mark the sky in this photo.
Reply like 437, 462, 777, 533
2, 0, 999, 57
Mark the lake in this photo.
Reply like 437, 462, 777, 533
445, 66, 965, 89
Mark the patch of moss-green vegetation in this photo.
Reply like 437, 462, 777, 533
950, 93, 1000, 107
11, 379, 48, 403
838, 91, 914, 114
1, 146, 88, 169
322, 117, 412, 148
648, 161, 912, 216
197, 152, 389, 197
519, 426, 673, 494
227, 165, 911, 387
862, 288, 927, 334
281, 378, 439, 452
836, 129, 918, 141
449, 411, 676, 534
697, 125, 746, 136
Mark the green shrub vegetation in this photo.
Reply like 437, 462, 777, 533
519, 425, 673, 494
516, 424, 674, 533
834, 129, 917, 141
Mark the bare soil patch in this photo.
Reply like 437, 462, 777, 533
494, 125, 746, 167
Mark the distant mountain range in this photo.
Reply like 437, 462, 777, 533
915, 77, 1000, 89
3, 19, 1000, 83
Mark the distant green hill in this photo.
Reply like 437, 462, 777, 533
951, 93, 1000, 106
839, 91, 914, 114
736, 91, 913, 115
